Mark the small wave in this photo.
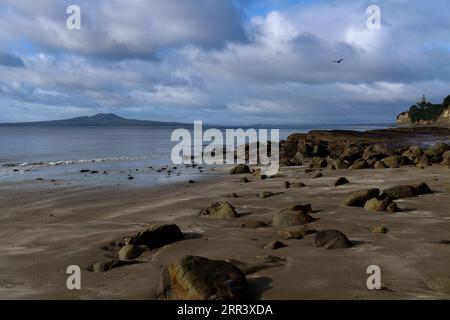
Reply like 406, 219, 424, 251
1, 156, 150, 169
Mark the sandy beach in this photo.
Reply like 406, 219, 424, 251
1, 161, 450, 300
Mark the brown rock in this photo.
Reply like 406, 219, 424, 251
334, 177, 350, 187
156, 256, 252, 300
240, 220, 268, 229
313, 230, 353, 249
120, 224, 183, 250
264, 239, 287, 250
341, 189, 380, 207
272, 205, 315, 227
199, 201, 239, 219
364, 197, 395, 212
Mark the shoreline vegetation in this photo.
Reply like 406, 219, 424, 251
1, 126, 450, 299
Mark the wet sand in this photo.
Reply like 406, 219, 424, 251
1, 165, 450, 299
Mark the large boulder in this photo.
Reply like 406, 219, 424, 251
272, 204, 316, 227
309, 157, 327, 169
156, 256, 252, 300
120, 224, 183, 250
413, 182, 433, 195
334, 177, 350, 187
341, 189, 380, 207
363, 144, 394, 160
349, 159, 369, 170
426, 142, 449, 159
364, 197, 398, 213
230, 164, 251, 175
416, 153, 432, 167
199, 201, 239, 219
382, 185, 417, 199
382, 155, 403, 168
442, 151, 450, 167
339, 145, 364, 162
313, 230, 353, 249
402, 146, 423, 163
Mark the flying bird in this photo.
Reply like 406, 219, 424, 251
332, 58, 344, 64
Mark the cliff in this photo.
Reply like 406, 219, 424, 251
397, 95, 450, 126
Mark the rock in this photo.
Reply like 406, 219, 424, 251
416, 153, 432, 167
382, 155, 403, 168
258, 191, 277, 199
328, 158, 350, 170
275, 226, 317, 240
386, 202, 400, 213
272, 205, 315, 227
264, 239, 287, 250
120, 224, 183, 250
374, 161, 387, 169
227, 193, 239, 198
364, 197, 396, 212
339, 145, 363, 162
309, 157, 327, 169
89, 260, 140, 272
413, 182, 433, 195
156, 256, 252, 300
252, 169, 267, 180
313, 172, 323, 178
281, 204, 313, 213
80, 169, 90, 173
240, 177, 249, 183
426, 277, 450, 294
350, 159, 369, 170
341, 189, 380, 207
199, 201, 239, 219
363, 144, 394, 161
402, 146, 423, 162
442, 151, 450, 167
291, 182, 306, 188
313, 230, 353, 249
118, 244, 145, 261
240, 220, 268, 229
230, 164, 251, 175
425, 142, 449, 158
369, 226, 388, 234
334, 177, 350, 187
256, 255, 287, 263
382, 182, 433, 200
284, 181, 291, 189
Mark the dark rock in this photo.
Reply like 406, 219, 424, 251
120, 224, 183, 249
341, 189, 380, 207
264, 239, 287, 250
156, 256, 252, 300
413, 182, 433, 195
382, 185, 418, 199
334, 177, 350, 187
199, 201, 239, 219
230, 164, 251, 175
313, 230, 353, 249
240, 177, 249, 183
284, 181, 291, 189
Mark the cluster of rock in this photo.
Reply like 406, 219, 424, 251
280, 131, 450, 169
341, 182, 432, 213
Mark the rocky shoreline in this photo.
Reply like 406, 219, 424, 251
1, 128, 450, 300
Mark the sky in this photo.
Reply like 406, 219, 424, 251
1, 0, 450, 125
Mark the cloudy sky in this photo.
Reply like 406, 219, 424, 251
1, 0, 450, 125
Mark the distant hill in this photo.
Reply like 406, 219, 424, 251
0, 113, 191, 127
397, 95, 450, 126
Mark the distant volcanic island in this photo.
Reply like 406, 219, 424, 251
397, 94, 450, 126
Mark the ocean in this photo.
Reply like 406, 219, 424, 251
0, 124, 391, 186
